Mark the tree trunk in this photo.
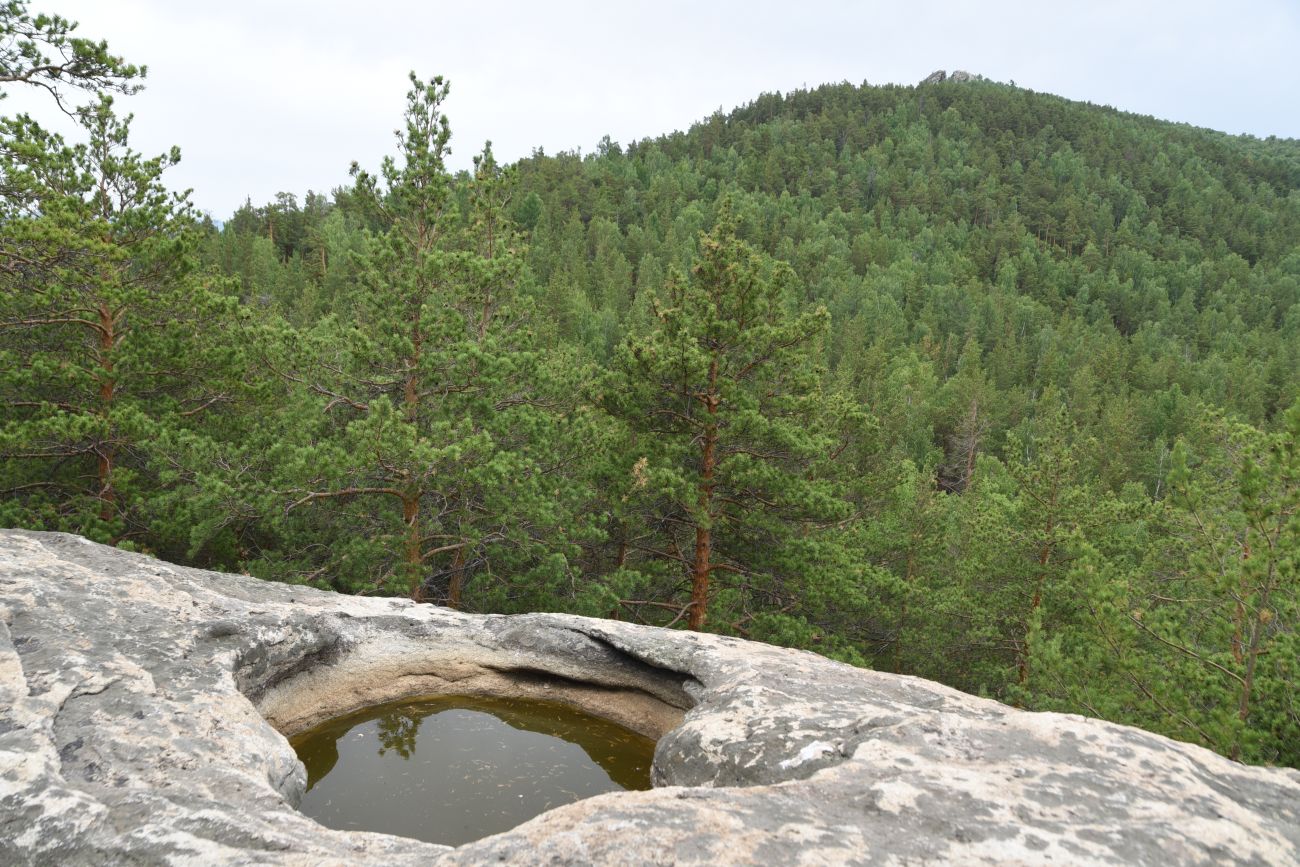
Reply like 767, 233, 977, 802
400, 298, 423, 595
894, 544, 917, 674
96, 302, 116, 523
401, 491, 421, 595
447, 545, 465, 610
689, 358, 720, 631
1018, 517, 1056, 687
478, 215, 494, 340
404, 321, 421, 424
1233, 559, 1275, 761
962, 398, 980, 487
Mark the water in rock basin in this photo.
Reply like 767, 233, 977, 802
289, 694, 656, 846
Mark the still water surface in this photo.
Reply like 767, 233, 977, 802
290, 694, 655, 846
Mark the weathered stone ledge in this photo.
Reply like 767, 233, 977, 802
1, 530, 1298, 865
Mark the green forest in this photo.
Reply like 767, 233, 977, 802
2, 3, 1297, 768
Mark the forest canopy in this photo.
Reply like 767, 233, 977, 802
1, 2, 1297, 768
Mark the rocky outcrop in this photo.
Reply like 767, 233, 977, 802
2, 530, 1298, 865
920, 70, 977, 85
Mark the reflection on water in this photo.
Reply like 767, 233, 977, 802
289, 694, 655, 846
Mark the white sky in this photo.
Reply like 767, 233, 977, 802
5, 0, 1297, 218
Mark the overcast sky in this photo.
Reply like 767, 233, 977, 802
6, 0, 1297, 218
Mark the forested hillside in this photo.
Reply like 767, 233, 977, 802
2, 3, 1297, 768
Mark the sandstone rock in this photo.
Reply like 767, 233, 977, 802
2, 530, 1298, 865
949, 70, 974, 82
922, 70, 947, 85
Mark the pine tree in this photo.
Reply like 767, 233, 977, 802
604, 197, 848, 632
0, 1, 142, 111
270, 75, 577, 603
1135, 404, 1300, 763
0, 95, 240, 548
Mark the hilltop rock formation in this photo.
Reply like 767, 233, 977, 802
921, 70, 977, 85
2, 530, 1298, 865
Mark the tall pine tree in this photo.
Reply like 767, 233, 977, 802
604, 197, 850, 633
0, 94, 240, 548
271, 75, 578, 603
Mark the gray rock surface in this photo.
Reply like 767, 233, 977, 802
922, 70, 947, 84
2, 529, 1298, 865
